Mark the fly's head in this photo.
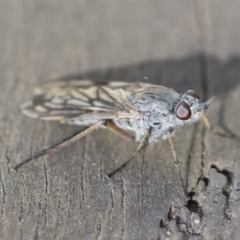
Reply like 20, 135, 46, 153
174, 90, 214, 125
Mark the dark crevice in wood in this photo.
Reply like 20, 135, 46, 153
201, 177, 209, 188
210, 165, 233, 185
186, 200, 203, 217
119, 174, 126, 239
211, 164, 234, 221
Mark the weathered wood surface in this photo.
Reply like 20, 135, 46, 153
0, 0, 240, 239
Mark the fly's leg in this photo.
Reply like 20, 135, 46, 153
13, 121, 105, 171
107, 128, 152, 177
167, 131, 188, 198
104, 120, 133, 140
202, 114, 234, 138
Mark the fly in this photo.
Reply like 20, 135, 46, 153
16, 80, 215, 196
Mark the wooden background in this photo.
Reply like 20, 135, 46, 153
1, 0, 240, 239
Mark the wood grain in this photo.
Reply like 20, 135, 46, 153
0, 0, 240, 239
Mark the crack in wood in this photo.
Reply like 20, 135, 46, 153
39, 123, 49, 232
0, 167, 6, 217
211, 164, 234, 221
42, 161, 48, 231
53, 188, 61, 239
80, 137, 86, 211
137, 150, 145, 215
108, 180, 114, 219
5, 144, 11, 174
96, 215, 102, 240
34, 223, 39, 240
119, 174, 126, 239
18, 196, 23, 223
65, 173, 71, 220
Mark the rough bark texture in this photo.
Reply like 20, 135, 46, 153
0, 0, 240, 239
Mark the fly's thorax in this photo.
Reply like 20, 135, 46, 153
129, 85, 181, 112
146, 112, 177, 141
129, 89, 180, 141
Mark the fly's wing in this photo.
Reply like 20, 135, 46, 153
21, 80, 144, 123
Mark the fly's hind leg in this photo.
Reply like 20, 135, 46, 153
104, 120, 133, 140
13, 121, 105, 171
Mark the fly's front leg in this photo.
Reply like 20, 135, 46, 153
202, 114, 234, 138
167, 131, 187, 197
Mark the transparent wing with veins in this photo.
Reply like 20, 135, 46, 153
21, 80, 146, 123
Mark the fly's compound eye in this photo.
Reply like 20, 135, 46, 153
175, 101, 192, 120
187, 90, 200, 100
